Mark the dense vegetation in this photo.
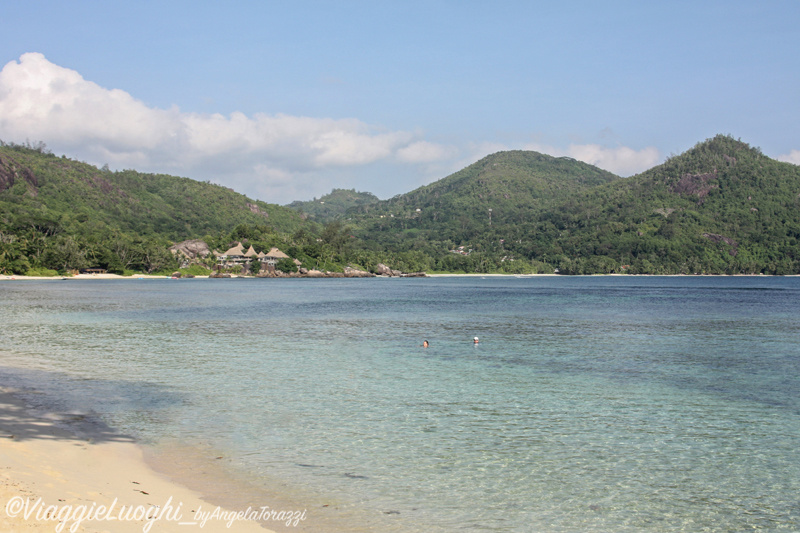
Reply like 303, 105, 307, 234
286, 188, 380, 223
0, 142, 423, 276
2, 135, 799, 276
347, 136, 800, 274
346, 150, 622, 273
527, 136, 800, 274
0, 141, 308, 275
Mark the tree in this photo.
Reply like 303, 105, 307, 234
108, 235, 142, 272
275, 257, 298, 273
44, 235, 88, 271
0, 238, 30, 274
141, 240, 177, 273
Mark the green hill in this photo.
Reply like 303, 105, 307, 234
286, 188, 380, 222
534, 135, 800, 274
348, 150, 621, 270
350, 136, 800, 274
0, 142, 308, 274
3, 135, 798, 276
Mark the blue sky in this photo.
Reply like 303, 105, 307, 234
1, 1, 798, 204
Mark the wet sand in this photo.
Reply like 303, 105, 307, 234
0, 386, 273, 532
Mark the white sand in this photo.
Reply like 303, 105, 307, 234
0, 387, 273, 532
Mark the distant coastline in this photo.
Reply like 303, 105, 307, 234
3, 272, 792, 281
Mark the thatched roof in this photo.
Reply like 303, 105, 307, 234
265, 247, 290, 259
222, 242, 245, 257
244, 245, 258, 258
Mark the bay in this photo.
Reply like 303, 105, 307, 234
1, 276, 799, 532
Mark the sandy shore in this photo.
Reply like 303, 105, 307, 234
0, 386, 275, 533
2, 273, 553, 281
0, 274, 179, 281
2, 272, 785, 281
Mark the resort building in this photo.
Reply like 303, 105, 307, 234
262, 247, 290, 267
218, 242, 246, 262
214, 242, 292, 272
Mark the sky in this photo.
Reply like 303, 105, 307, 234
1, 1, 798, 204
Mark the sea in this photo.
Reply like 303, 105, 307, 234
1, 276, 798, 532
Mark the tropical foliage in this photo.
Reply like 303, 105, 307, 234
286, 188, 380, 223
345, 136, 800, 274
0, 141, 306, 274
2, 135, 799, 276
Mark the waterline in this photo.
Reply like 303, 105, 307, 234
1, 277, 799, 531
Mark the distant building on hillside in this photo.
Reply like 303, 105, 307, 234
214, 242, 293, 273
219, 242, 246, 262
262, 247, 290, 267
243, 245, 258, 259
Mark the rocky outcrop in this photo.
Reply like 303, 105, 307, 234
671, 171, 718, 202
344, 266, 374, 277
702, 232, 739, 256
375, 263, 392, 276
246, 202, 269, 219
375, 263, 403, 276
375, 263, 426, 277
169, 239, 211, 259
258, 267, 375, 278
0, 155, 38, 194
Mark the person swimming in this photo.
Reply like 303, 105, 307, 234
423, 340, 429, 348
473, 337, 479, 344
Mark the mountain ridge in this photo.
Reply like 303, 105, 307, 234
347, 135, 800, 274
286, 188, 380, 223
2, 135, 799, 275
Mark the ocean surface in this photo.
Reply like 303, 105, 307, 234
1, 276, 799, 532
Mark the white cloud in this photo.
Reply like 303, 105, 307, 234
0, 53, 666, 203
396, 141, 458, 163
0, 53, 179, 153
524, 142, 660, 176
451, 140, 659, 180
778, 150, 800, 165
0, 53, 453, 202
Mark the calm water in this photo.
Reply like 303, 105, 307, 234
1, 276, 799, 532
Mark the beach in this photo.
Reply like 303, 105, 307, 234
1, 276, 798, 532
0, 386, 275, 533
1, 274, 179, 281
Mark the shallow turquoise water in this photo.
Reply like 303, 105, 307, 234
1, 276, 799, 531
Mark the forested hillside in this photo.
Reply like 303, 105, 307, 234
350, 135, 800, 274
2, 135, 799, 276
348, 150, 621, 271
526, 135, 800, 274
0, 142, 308, 274
287, 188, 380, 222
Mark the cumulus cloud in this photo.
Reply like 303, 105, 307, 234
0, 53, 453, 202
524, 142, 660, 176
0, 53, 665, 203
395, 141, 458, 163
778, 150, 800, 165
452, 140, 659, 179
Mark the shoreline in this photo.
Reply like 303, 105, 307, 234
0, 371, 408, 533
1, 272, 789, 281
1, 273, 184, 280
0, 385, 276, 532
